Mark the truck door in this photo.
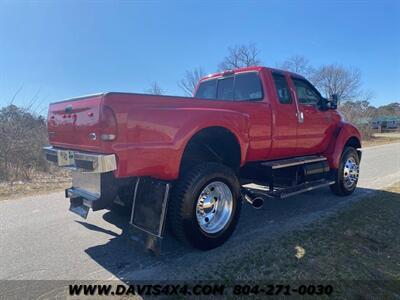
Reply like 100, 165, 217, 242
289, 77, 332, 156
268, 72, 298, 159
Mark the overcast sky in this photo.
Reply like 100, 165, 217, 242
0, 0, 399, 113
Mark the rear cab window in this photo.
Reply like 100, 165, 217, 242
234, 72, 263, 100
195, 72, 263, 101
217, 77, 234, 100
195, 79, 217, 99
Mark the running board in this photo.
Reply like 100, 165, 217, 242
269, 179, 335, 199
261, 155, 327, 169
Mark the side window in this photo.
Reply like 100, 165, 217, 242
292, 78, 321, 105
272, 73, 292, 104
195, 72, 263, 101
217, 77, 234, 100
234, 72, 263, 100
195, 79, 217, 99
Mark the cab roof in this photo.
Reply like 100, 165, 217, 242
199, 66, 305, 82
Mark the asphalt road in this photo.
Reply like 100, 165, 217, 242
1, 143, 399, 281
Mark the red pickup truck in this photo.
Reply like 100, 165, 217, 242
44, 66, 361, 252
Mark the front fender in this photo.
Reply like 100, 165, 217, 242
324, 122, 361, 169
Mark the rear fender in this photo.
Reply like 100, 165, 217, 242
174, 109, 250, 169
120, 105, 250, 180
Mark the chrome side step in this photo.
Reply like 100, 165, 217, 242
261, 155, 327, 169
270, 179, 335, 199
242, 179, 335, 201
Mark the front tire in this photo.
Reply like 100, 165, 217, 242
168, 162, 241, 250
330, 147, 360, 196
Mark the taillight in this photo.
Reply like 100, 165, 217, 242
101, 106, 117, 141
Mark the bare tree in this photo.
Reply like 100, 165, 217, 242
339, 100, 376, 122
145, 81, 164, 95
278, 55, 314, 77
9, 84, 24, 105
0, 105, 48, 181
178, 67, 206, 96
218, 43, 261, 71
310, 64, 362, 101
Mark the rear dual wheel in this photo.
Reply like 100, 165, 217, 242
168, 162, 241, 250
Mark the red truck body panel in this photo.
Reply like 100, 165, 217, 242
47, 66, 361, 180
48, 95, 104, 152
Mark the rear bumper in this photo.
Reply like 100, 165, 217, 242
43, 146, 116, 173
43, 146, 119, 215
66, 171, 120, 216
43, 146, 170, 253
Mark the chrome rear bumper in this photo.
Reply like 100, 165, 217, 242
43, 146, 116, 173
43, 146, 119, 216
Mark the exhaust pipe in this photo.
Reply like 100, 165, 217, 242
241, 188, 264, 209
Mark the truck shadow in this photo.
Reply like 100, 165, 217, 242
78, 186, 399, 280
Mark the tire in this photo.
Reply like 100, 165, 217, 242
330, 147, 360, 196
168, 162, 242, 250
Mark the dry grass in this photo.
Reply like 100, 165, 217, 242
0, 169, 71, 200
201, 182, 400, 298
363, 132, 400, 147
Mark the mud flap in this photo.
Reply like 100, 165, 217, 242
128, 177, 170, 255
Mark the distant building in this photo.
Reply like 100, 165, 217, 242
371, 115, 400, 131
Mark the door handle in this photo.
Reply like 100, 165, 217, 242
297, 111, 304, 123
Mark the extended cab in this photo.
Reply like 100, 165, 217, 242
44, 66, 361, 252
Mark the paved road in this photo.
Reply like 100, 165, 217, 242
1, 143, 399, 281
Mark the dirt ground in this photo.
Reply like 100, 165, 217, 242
363, 132, 400, 147
0, 170, 71, 200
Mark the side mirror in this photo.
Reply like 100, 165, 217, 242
329, 94, 338, 109
319, 97, 328, 110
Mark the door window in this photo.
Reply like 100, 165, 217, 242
272, 73, 292, 104
292, 78, 322, 106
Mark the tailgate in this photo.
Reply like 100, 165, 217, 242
48, 94, 104, 152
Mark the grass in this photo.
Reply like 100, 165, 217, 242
363, 132, 400, 147
201, 182, 400, 299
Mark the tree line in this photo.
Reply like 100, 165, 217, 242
148, 43, 367, 102
147, 43, 398, 139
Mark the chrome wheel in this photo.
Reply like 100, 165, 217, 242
343, 157, 359, 189
196, 181, 233, 234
